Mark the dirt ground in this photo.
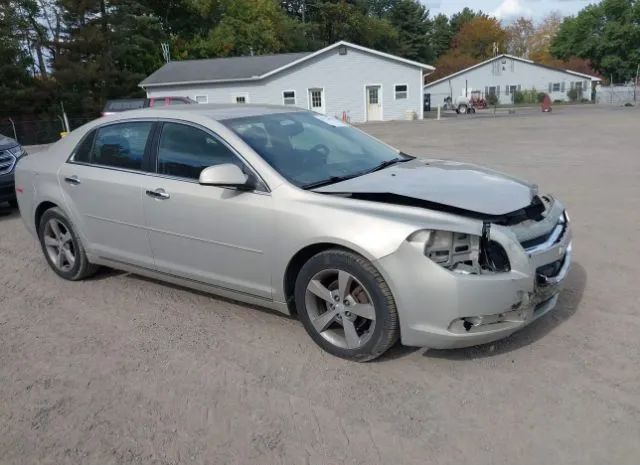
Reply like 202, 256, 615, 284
1, 105, 639, 465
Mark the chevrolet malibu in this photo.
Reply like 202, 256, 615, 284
15, 105, 572, 361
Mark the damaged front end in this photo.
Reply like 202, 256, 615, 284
366, 192, 573, 349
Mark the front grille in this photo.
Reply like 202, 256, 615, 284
521, 212, 567, 253
0, 151, 16, 175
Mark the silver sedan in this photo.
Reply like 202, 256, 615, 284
14, 105, 572, 361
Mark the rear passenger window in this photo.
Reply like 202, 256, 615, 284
157, 123, 240, 180
73, 131, 95, 163
91, 122, 153, 170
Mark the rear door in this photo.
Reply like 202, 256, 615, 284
59, 121, 156, 268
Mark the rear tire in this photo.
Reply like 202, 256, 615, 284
38, 207, 98, 281
8, 199, 18, 209
294, 249, 399, 362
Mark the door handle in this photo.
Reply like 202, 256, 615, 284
64, 176, 81, 186
146, 188, 170, 200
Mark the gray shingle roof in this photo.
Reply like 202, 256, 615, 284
140, 52, 311, 87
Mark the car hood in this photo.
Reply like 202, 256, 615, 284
0, 134, 18, 151
314, 159, 537, 216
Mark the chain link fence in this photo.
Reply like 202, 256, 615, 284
0, 115, 96, 146
595, 84, 639, 106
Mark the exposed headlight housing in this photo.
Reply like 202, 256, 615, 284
411, 227, 511, 275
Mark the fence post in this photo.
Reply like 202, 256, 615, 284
437, 105, 441, 121
8, 118, 17, 142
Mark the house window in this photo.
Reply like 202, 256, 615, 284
283, 91, 296, 105
232, 93, 249, 104
310, 89, 323, 109
394, 84, 408, 100
552, 82, 561, 92
194, 95, 208, 104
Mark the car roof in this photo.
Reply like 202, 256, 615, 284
104, 103, 307, 123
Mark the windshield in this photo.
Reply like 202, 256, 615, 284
222, 112, 402, 188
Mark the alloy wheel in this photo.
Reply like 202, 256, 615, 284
304, 269, 376, 350
43, 218, 76, 272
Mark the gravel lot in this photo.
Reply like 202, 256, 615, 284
1, 105, 639, 465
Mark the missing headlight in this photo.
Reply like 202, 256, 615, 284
420, 226, 511, 274
424, 230, 481, 274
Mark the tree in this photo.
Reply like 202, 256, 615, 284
449, 7, 486, 35
427, 50, 477, 82
506, 16, 535, 57
550, 0, 640, 82
53, 0, 166, 114
385, 0, 433, 63
0, 2, 36, 114
431, 13, 453, 59
453, 16, 507, 60
528, 11, 563, 64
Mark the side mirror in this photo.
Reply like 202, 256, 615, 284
199, 163, 253, 190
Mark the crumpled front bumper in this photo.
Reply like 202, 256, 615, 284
375, 216, 572, 349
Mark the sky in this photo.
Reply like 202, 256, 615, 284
421, 0, 594, 21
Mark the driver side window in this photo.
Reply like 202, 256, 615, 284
157, 123, 241, 180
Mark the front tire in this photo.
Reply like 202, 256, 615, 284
38, 207, 98, 280
294, 249, 399, 361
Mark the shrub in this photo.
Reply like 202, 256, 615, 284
487, 93, 499, 106
567, 88, 579, 102
513, 90, 525, 104
537, 92, 546, 103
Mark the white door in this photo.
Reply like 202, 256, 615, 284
308, 88, 325, 114
366, 86, 382, 121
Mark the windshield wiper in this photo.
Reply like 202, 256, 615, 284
364, 154, 414, 174
302, 175, 360, 190
302, 153, 415, 190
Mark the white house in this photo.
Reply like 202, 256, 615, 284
140, 41, 435, 123
424, 54, 602, 106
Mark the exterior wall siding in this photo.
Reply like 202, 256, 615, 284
424, 57, 595, 105
145, 47, 424, 123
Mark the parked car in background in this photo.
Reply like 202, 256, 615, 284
101, 99, 146, 116
0, 133, 27, 208
15, 105, 572, 361
101, 97, 196, 116
146, 96, 197, 107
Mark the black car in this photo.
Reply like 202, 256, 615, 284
0, 134, 27, 208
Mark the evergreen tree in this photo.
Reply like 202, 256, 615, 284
386, 0, 433, 63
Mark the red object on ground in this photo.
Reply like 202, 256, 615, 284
541, 94, 552, 112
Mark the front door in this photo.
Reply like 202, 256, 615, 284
308, 88, 325, 114
141, 122, 274, 299
59, 121, 155, 268
366, 86, 382, 121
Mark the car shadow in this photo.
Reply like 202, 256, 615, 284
422, 261, 587, 360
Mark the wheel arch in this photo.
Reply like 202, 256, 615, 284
35, 200, 59, 233
282, 241, 377, 315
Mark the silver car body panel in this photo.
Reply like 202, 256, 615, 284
15, 104, 572, 349
315, 159, 537, 216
